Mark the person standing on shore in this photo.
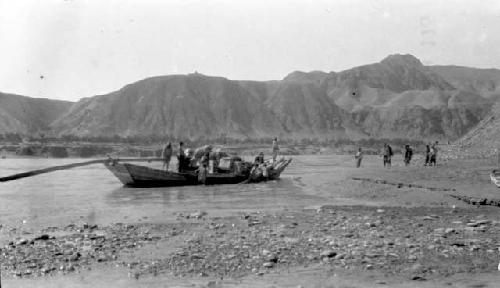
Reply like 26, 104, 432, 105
424, 144, 431, 166
387, 144, 393, 167
162, 142, 172, 171
383, 143, 392, 168
355, 147, 363, 168
430, 141, 438, 166
272, 137, 279, 164
382, 144, 388, 167
404, 145, 413, 166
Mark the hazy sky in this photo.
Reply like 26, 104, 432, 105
1, 0, 500, 101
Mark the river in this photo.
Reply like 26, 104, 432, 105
0, 155, 376, 233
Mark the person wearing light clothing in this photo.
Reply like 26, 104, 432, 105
355, 147, 363, 168
272, 137, 279, 164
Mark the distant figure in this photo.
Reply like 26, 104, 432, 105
178, 142, 186, 172
262, 163, 269, 178
424, 144, 431, 166
208, 149, 218, 174
430, 141, 438, 166
200, 151, 210, 168
186, 148, 196, 166
404, 145, 413, 166
162, 142, 172, 171
383, 144, 393, 167
254, 152, 265, 165
272, 137, 279, 164
198, 151, 210, 183
355, 147, 363, 168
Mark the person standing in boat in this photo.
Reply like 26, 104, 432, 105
178, 142, 186, 172
254, 152, 264, 165
198, 151, 210, 183
272, 137, 279, 164
208, 148, 217, 174
162, 142, 173, 171
354, 147, 363, 168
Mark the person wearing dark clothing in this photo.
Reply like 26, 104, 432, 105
387, 145, 393, 167
162, 142, 173, 171
178, 142, 186, 172
424, 144, 431, 166
430, 141, 438, 166
355, 147, 363, 168
201, 152, 210, 168
404, 145, 413, 166
383, 144, 393, 167
254, 152, 265, 165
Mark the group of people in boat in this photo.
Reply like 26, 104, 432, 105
160, 137, 281, 176
161, 142, 222, 173
354, 141, 440, 168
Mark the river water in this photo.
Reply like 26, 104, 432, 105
0, 155, 372, 233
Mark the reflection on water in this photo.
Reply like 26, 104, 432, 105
108, 177, 297, 204
0, 155, 356, 228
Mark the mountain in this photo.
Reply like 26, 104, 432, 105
51, 74, 346, 139
429, 65, 500, 100
48, 54, 500, 141
431, 66, 500, 148
457, 101, 500, 149
319, 54, 492, 139
324, 54, 455, 111
0, 92, 72, 135
52, 74, 286, 139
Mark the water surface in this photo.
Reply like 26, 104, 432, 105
0, 155, 368, 231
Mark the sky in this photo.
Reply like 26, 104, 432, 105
1, 0, 500, 102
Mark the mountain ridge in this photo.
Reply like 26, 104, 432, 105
2, 54, 499, 142
0, 92, 73, 135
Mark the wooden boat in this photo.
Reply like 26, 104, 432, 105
491, 169, 500, 188
104, 157, 292, 187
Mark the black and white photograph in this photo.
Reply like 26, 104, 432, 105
1, 0, 500, 287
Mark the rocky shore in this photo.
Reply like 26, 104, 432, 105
2, 205, 499, 282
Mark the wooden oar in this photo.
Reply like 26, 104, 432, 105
0, 157, 163, 182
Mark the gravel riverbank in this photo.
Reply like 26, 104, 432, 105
2, 205, 500, 283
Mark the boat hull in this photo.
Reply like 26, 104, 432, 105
104, 158, 292, 187
105, 161, 196, 187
